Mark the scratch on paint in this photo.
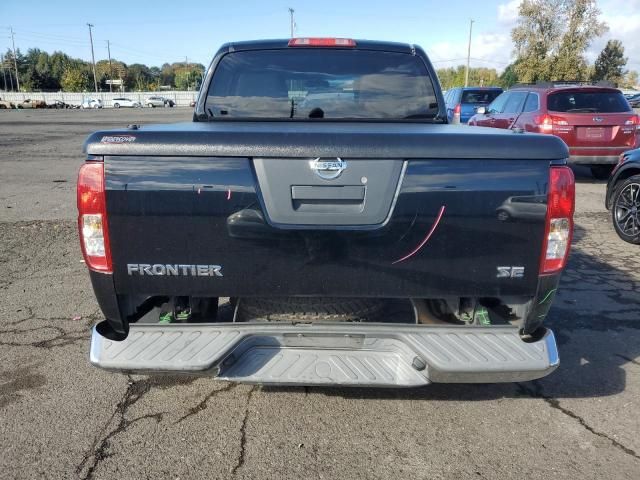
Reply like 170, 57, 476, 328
392, 205, 446, 264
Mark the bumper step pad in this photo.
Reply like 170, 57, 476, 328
90, 324, 559, 386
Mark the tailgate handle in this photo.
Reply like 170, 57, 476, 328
291, 185, 365, 201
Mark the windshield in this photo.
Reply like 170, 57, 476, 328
460, 89, 502, 105
548, 90, 631, 113
205, 49, 438, 120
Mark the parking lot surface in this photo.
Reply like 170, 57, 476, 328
1, 108, 639, 479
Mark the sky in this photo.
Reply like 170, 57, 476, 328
1, 0, 639, 73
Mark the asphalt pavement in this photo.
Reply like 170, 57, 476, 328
0, 108, 639, 479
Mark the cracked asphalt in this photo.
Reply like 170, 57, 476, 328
1, 109, 639, 479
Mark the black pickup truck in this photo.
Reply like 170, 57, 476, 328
80, 38, 574, 387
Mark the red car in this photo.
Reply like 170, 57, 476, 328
469, 84, 639, 178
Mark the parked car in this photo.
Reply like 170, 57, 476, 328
605, 147, 640, 244
0, 98, 14, 109
146, 96, 174, 107
81, 98, 103, 109
469, 83, 640, 179
444, 87, 503, 124
627, 94, 640, 108
47, 99, 72, 109
81, 37, 573, 387
17, 99, 47, 109
112, 97, 141, 108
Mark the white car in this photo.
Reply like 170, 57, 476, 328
81, 98, 103, 109
112, 98, 141, 108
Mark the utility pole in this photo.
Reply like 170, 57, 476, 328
106, 40, 113, 92
87, 23, 98, 93
464, 19, 474, 87
288, 8, 295, 38
9, 27, 20, 91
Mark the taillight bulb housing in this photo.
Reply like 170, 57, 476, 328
540, 166, 575, 274
77, 161, 112, 273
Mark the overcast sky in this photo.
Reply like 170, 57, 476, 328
1, 0, 639, 72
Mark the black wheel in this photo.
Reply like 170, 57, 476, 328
612, 175, 640, 244
113, 103, 120, 108
590, 165, 614, 180
496, 209, 510, 222
236, 297, 386, 322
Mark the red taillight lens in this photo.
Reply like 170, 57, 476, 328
540, 166, 575, 274
77, 162, 112, 273
288, 38, 356, 47
453, 104, 461, 115
535, 114, 570, 133
625, 114, 640, 130
534, 114, 553, 133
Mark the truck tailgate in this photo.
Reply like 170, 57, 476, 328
85, 122, 568, 299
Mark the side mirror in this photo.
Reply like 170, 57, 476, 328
476, 106, 486, 115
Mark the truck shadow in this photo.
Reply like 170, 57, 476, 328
295, 223, 640, 401
571, 164, 608, 185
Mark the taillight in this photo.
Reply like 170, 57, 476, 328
453, 104, 461, 115
534, 114, 553, 133
534, 114, 570, 133
540, 166, 575, 274
625, 114, 640, 131
288, 38, 356, 47
77, 162, 112, 273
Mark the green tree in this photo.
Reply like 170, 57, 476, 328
125, 63, 153, 90
174, 63, 205, 90
22, 49, 59, 91
550, 0, 607, 80
3, 48, 27, 91
436, 66, 500, 91
621, 70, 638, 89
512, 0, 607, 82
61, 65, 92, 92
499, 62, 520, 88
592, 40, 627, 85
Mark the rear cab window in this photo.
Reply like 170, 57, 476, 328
205, 49, 439, 120
547, 90, 631, 113
460, 89, 502, 105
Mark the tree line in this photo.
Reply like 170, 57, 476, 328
0, 48, 206, 92
438, 0, 638, 91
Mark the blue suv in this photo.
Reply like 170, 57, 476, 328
444, 87, 503, 124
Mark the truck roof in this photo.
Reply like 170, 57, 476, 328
219, 38, 415, 54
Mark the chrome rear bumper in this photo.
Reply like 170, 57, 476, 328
90, 323, 559, 387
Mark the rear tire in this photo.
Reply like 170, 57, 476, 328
612, 175, 640, 244
590, 165, 614, 180
114, 103, 120, 108
496, 209, 510, 222
236, 297, 386, 322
